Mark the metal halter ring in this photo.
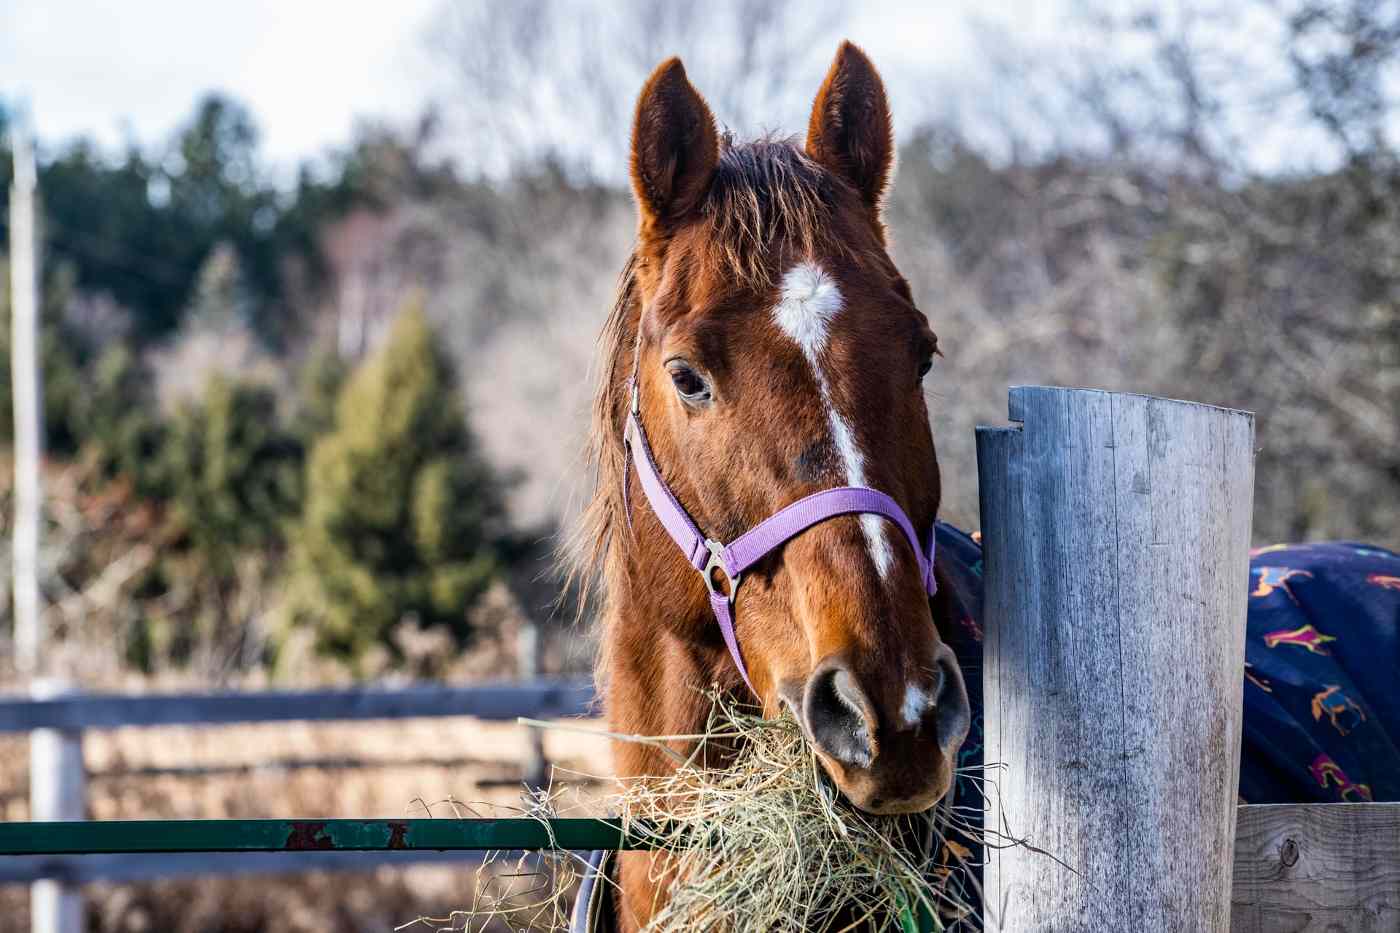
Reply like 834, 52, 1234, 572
702, 539, 740, 601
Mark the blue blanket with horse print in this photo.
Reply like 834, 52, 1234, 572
1236, 541, 1400, 802
935, 525, 1400, 810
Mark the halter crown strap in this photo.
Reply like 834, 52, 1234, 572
623, 399, 936, 696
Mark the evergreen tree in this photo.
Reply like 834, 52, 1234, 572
162, 376, 303, 572
79, 344, 167, 496
291, 345, 349, 443
184, 242, 254, 332
129, 375, 302, 666
284, 302, 515, 663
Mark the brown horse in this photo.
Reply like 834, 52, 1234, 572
572, 41, 970, 930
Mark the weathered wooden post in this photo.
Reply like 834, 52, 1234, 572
976, 386, 1254, 931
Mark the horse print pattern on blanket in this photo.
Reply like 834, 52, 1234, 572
935, 528, 1400, 810
1238, 541, 1400, 803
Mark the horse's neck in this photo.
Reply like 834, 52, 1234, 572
603, 590, 735, 933
602, 592, 732, 778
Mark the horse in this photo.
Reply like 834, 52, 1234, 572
569, 42, 971, 930
566, 37, 1400, 933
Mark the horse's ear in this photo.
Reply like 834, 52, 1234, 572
805, 41, 893, 209
629, 58, 719, 237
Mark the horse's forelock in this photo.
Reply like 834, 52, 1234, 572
703, 137, 850, 287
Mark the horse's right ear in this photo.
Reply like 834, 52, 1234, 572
629, 58, 719, 238
805, 41, 893, 209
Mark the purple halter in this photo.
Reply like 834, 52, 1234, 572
622, 378, 937, 695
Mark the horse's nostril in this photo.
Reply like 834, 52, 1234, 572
803, 660, 875, 768
933, 646, 971, 748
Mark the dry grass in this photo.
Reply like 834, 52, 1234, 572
614, 696, 976, 932
421, 694, 981, 932
0, 694, 989, 932
0, 714, 613, 933
395, 786, 594, 933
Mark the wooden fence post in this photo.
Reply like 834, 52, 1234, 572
517, 622, 548, 788
976, 386, 1255, 932
30, 679, 85, 933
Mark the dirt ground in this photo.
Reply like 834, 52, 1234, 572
0, 715, 614, 932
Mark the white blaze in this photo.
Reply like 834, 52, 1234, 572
900, 683, 934, 729
772, 261, 895, 579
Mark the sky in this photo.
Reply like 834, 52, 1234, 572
1, 0, 1063, 169
2, 0, 441, 164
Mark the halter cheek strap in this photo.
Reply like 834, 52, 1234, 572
622, 382, 937, 695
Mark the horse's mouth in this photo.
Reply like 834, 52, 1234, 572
815, 748, 957, 816
778, 680, 958, 817
847, 783, 950, 816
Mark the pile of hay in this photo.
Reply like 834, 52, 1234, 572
402, 694, 978, 932
612, 694, 974, 932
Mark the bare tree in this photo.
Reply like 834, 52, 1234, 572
884, 0, 1400, 547
1280, 0, 1400, 159
424, 0, 845, 178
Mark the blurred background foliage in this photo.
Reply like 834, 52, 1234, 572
283, 303, 522, 668
0, 0, 1397, 686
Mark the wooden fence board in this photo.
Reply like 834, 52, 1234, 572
1231, 802, 1400, 932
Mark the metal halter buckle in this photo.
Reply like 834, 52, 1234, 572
702, 539, 740, 600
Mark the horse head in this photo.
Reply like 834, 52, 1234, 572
590, 41, 969, 817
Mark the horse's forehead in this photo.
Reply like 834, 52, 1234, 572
670, 258, 895, 368
664, 258, 857, 355
766, 258, 898, 580
659, 217, 901, 355
771, 260, 845, 356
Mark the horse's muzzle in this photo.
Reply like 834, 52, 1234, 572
795, 642, 970, 815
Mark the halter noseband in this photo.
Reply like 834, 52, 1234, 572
622, 376, 937, 695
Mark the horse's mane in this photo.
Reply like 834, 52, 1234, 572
563, 138, 845, 645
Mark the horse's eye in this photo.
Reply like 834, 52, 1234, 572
918, 355, 934, 381
667, 361, 711, 403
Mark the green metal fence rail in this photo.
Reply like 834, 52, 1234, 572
3, 818, 940, 933
0, 819, 637, 855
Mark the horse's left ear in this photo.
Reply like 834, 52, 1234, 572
805, 41, 894, 209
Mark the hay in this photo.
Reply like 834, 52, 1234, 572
395, 787, 589, 933
405, 692, 981, 932
610, 693, 976, 932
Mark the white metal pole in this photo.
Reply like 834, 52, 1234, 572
30, 679, 85, 933
9, 114, 44, 677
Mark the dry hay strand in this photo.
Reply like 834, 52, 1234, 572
394, 787, 590, 933
405, 691, 982, 931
